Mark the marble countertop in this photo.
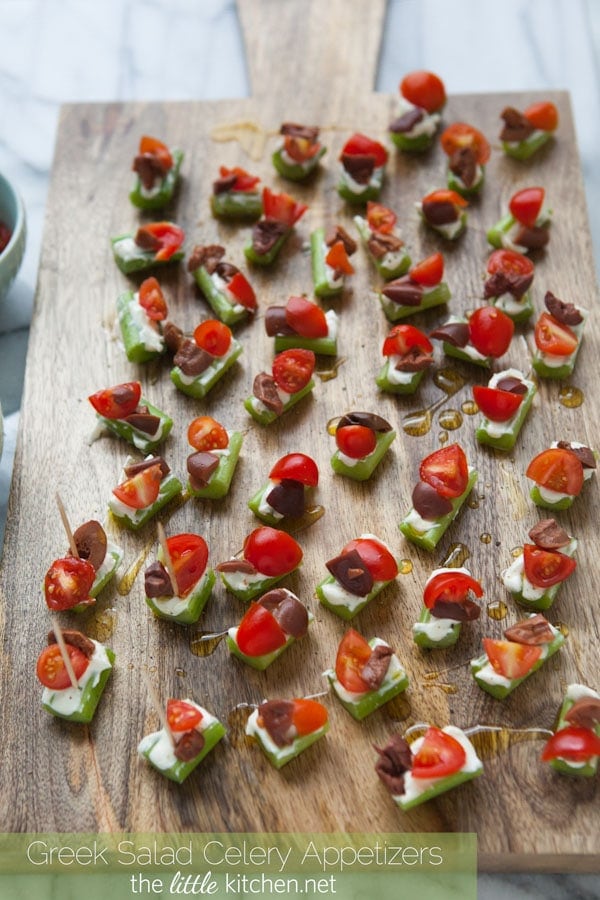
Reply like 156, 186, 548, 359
0, 0, 598, 894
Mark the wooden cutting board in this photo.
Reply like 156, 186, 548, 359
1, 0, 598, 872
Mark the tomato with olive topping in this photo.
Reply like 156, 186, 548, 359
534, 312, 578, 356
335, 425, 377, 459
342, 537, 398, 581
468, 306, 514, 357
487, 248, 534, 277
236, 602, 287, 657
285, 296, 328, 338
243, 526, 303, 577
272, 349, 315, 394
187, 416, 229, 451
262, 187, 307, 226
422, 188, 468, 210
112, 463, 162, 509
523, 544, 576, 589
219, 165, 260, 192
409, 252, 444, 287
423, 570, 483, 611
366, 202, 396, 234
166, 534, 209, 597
36, 643, 90, 689
509, 187, 545, 227
335, 629, 372, 693
382, 324, 433, 358
136, 221, 184, 261
419, 444, 469, 499
44, 557, 96, 611
193, 319, 232, 357
138, 276, 168, 320
524, 101, 559, 132
226, 271, 257, 310
340, 133, 388, 168
167, 699, 203, 733
139, 135, 173, 171
472, 385, 523, 422
483, 639, 541, 680
269, 453, 319, 487
400, 71, 446, 113
292, 698, 328, 736
440, 122, 491, 164
325, 241, 354, 275
526, 448, 584, 495
88, 381, 141, 419
541, 727, 600, 763
411, 726, 466, 779
283, 135, 320, 162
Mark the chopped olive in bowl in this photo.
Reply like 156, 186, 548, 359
0, 172, 26, 304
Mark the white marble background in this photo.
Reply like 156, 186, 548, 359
0, 0, 599, 895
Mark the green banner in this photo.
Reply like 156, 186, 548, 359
0, 833, 476, 899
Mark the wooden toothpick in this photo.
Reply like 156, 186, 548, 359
156, 522, 179, 597
141, 669, 174, 745
56, 493, 79, 558
51, 617, 79, 690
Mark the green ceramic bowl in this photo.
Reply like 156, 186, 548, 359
0, 172, 27, 304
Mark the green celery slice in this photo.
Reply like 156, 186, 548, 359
378, 282, 450, 322
330, 429, 396, 481
116, 290, 166, 363
109, 473, 183, 531
505, 539, 577, 611
447, 166, 485, 198
353, 216, 411, 280
399, 469, 478, 551
145, 569, 215, 625
138, 719, 226, 784
475, 381, 536, 451
376, 360, 425, 395
244, 378, 315, 426
191, 265, 251, 326
272, 145, 326, 182
130, 149, 184, 210
327, 641, 409, 720
419, 210, 467, 240
471, 630, 565, 699
311, 227, 344, 298
396, 764, 483, 811
90, 544, 124, 598
170, 340, 243, 399
187, 432, 243, 500
529, 484, 575, 512
337, 167, 384, 204
548, 687, 600, 777
111, 234, 184, 275
210, 190, 263, 221
95, 396, 173, 453
219, 568, 300, 603
248, 479, 311, 525
502, 132, 553, 160
413, 607, 461, 649
389, 131, 435, 153
244, 229, 291, 266
316, 576, 394, 622
251, 721, 329, 769
42, 648, 115, 723
274, 332, 337, 356
489, 291, 534, 324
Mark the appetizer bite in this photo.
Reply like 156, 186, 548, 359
329, 411, 396, 481
502, 518, 577, 611
430, 305, 514, 368
471, 614, 565, 700
379, 252, 450, 322
116, 276, 168, 364
272, 123, 326, 181
526, 442, 596, 511
399, 444, 477, 551
245, 348, 316, 425
440, 122, 490, 197
111, 221, 185, 274
483, 248, 535, 323
37, 627, 114, 723
186, 415, 243, 500
376, 324, 434, 395
138, 698, 226, 784
417, 189, 468, 240
244, 187, 307, 266
353, 201, 411, 280
473, 368, 536, 452
89, 380, 172, 453
316, 533, 399, 620
246, 697, 329, 769
144, 529, 215, 625
217, 526, 303, 602
487, 186, 551, 254
130, 135, 183, 210
337, 132, 388, 203
388, 70, 446, 152
265, 295, 338, 356
310, 224, 356, 298
188, 244, 257, 326
375, 725, 483, 811
227, 588, 310, 670
500, 101, 559, 160
168, 318, 242, 399
210, 165, 262, 220
248, 452, 319, 525
108, 455, 182, 530
325, 629, 409, 720
413, 567, 483, 650
532, 291, 587, 379
541, 684, 600, 777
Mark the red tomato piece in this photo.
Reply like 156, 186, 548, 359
335, 629, 372, 693
526, 448, 584, 495
423, 571, 483, 610
236, 602, 287, 657
137, 221, 185, 261
0, 222, 12, 253
509, 187, 544, 227
112, 463, 162, 510
335, 424, 377, 459
409, 252, 444, 287
523, 544, 576, 589
226, 271, 257, 311
400, 71, 446, 113
193, 319, 232, 357
219, 165, 260, 192
139, 135, 173, 171
44, 557, 96, 611
383, 324, 433, 358
411, 726, 466, 779
272, 348, 315, 394
483, 639, 542, 679
440, 122, 491, 164
88, 381, 141, 419
187, 416, 229, 451
283, 135, 320, 162
534, 312, 578, 356
422, 189, 468, 209
366, 202, 397, 234
285, 296, 328, 338
472, 385, 523, 422
340, 133, 388, 168
262, 187, 307, 226
342, 537, 399, 581
468, 306, 514, 357
138, 276, 168, 320
487, 248, 534, 277
36, 643, 90, 689
292, 698, 328, 736
541, 726, 600, 763
419, 444, 468, 499
325, 241, 354, 275
243, 526, 303, 577
524, 101, 559, 132
167, 699, 203, 733
269, 453, 319, 487
166, 534, 209, 597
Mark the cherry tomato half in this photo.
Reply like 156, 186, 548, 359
283, 135, 320, 162
400, 71, 446, 113
340, 133, 388, 168
440, 122, 491, 164
272, 348, 315, 394
523, 544, 576, 589
366, 202, 396, 234
139, 135, 173, 171
292, 698, 328, 736
88, 381, 141, 420
139, 276, 168, 320
285, 296, 328, 338
468, 306, 514, 357
534, 312, 578, 356
227, 272, 257, 310
524, 101, 559, 132
236, 602, 287, 657
44, 557, 96, 611
421, 189, 468, 209
335, 629, 372, 693
335, 424, 377, 459
325, 241, 354, 275
219, 165, 260, 192
112, 463, 162, 510
342, 537, 399, 581
411, 726, 466, 779
526, 448, 584, 495
262, 187, 307, 227
243, 527, 303, 577
472, 385, 523, 422
483, 639, 541, 680
193, 319, 232, 357
423, 570, 483, 610
36, 643, 90, 689
541, 727, 600, 763
187, 416, 229, 451
509, 187, 544, 228
136, 222, 185, 261
269, 453, 319, 487
167, 699, 203, 733
409, 252, 444, 287
419, 444, 468, 499
487, 248, 534, 278
166, 534, 209, 597
382, 324, 433, 358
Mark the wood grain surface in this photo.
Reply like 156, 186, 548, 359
0, 0, 598, 873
